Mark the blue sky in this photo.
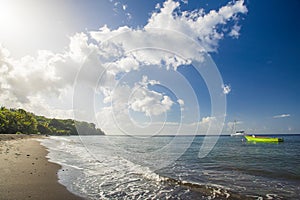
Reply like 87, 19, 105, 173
213, 0, 300, 132
0, 0, 299, 134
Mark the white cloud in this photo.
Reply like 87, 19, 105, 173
145, 0, 247, 52
199, 116, 216, 126
177, 98, 184, 111
68, 32, 98, 63
273, 114, 290, 119
106, 55, 140, 75
91, 0, 247, 68
129, 93, 173, 116
177, 99, 184, 106
189, 116, 216, 128
222, 84, 231, 94
229, 24, 241, 38
129, 78, 174, 116
0, 0, 247, 134
140, 75, 160, 86
0, 33, 97, 117
181, 0, 188, 4
155, 3, 161, 10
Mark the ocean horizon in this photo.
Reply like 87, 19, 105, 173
76, 133, 300, 137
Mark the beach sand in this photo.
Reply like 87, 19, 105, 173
0, 134, 83, 200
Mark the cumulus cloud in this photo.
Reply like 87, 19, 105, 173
273, 114, 290, 119
189, 116, 216, 127
0, 32, 97, 116
222, 84, 231, 94
109, 75, 174, 117
177, 99, 184, 105
229, 24, 241, 38
105, 55, 140, 75
0, 0, 247, 134
129, 90, 173, 116
145, 0, 247, 51
90, 0, 247, 69
177, 98, 184, 111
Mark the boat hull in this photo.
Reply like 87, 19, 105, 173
230, 133, 244, 136
245, 135, 284, 143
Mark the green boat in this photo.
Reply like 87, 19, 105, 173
245, 135, 284, 143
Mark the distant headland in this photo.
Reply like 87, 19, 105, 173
0, 107, 105, 136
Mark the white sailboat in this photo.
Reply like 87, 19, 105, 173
230, 120, 245, 136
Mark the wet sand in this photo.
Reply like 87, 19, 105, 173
0, 134, 84, 200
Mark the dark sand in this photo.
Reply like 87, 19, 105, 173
0, 134, 84, 200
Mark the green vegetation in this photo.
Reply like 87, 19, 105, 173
0, 107, 105, 135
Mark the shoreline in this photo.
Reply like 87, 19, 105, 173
0, 134, 84, 200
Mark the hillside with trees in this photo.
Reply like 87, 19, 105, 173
0, 107, 105, 135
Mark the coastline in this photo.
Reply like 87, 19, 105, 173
0, 134, 84, 200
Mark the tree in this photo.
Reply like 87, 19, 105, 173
15, 109, 38, 134
0, 108, 9, 133
0, 106, 105, 135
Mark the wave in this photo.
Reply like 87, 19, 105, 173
39, 136, 291, 200
148, 174, 256, 200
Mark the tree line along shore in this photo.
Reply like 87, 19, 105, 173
0, 107, 105, 136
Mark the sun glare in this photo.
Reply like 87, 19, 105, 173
0, 1, 20, 32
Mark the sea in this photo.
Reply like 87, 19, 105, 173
40, 135, 300, 200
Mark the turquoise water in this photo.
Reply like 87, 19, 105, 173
41, 135, 300, 199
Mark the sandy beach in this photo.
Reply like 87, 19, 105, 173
0, 134, 83, 200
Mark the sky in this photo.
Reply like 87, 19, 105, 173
0, 0, 299, 135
